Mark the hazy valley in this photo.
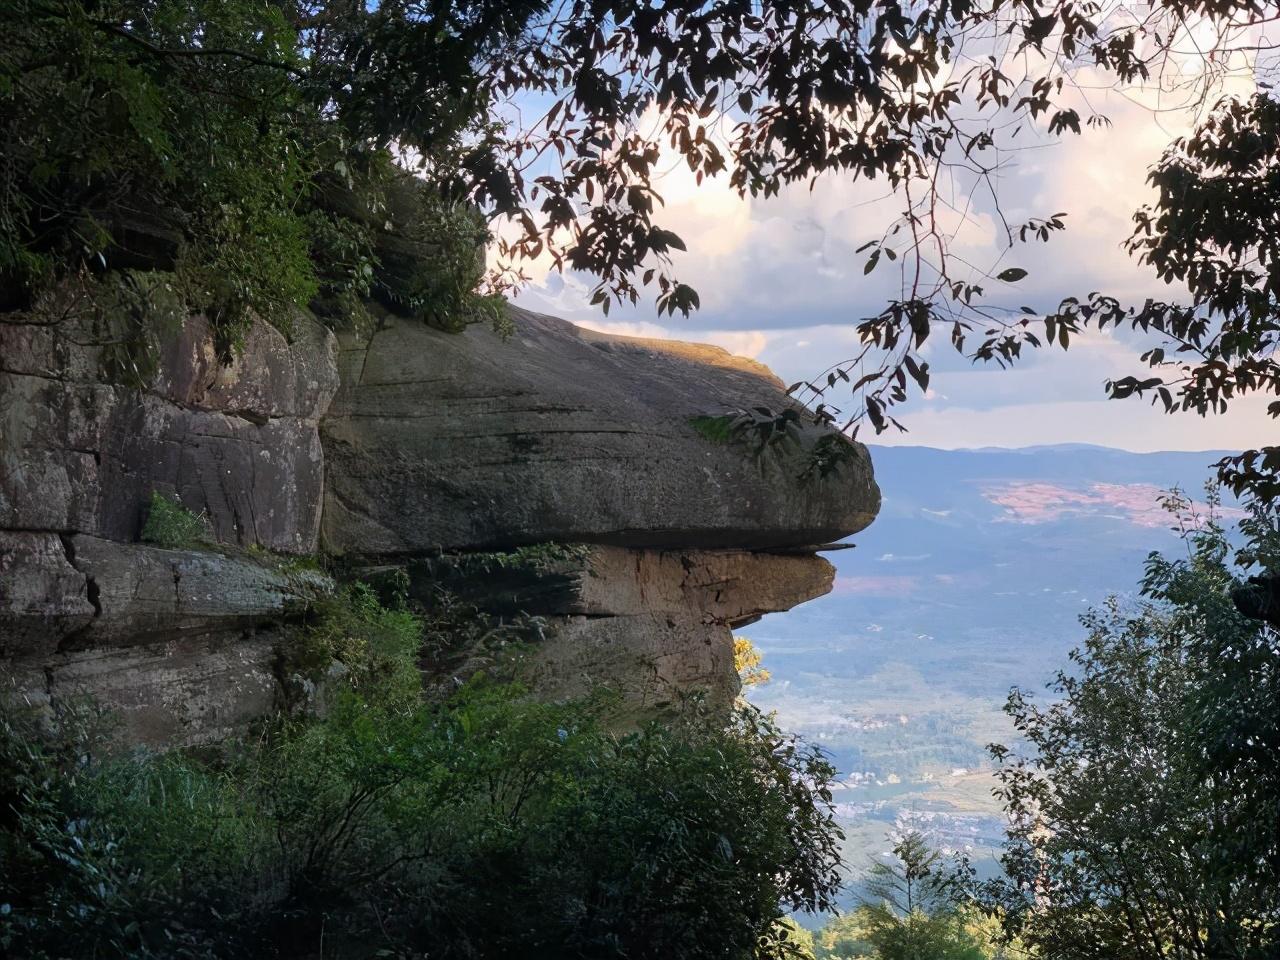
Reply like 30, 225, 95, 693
745, 443, 1238, 889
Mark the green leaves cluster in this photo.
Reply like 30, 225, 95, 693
139, 490, 208, 549
978, 492, 1280, 959
489, 0, 1160, 318
0, 0, 521, 354
689, 408, 861, 483
284, 581, 424, 707
855, 834, 987, 960
0, 0, 315, 354
0, 682, 845, 959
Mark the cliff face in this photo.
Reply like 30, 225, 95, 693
322, 308, 877, 552
0, 286, 880, 745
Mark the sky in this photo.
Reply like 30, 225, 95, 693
498, 56, 1274, 454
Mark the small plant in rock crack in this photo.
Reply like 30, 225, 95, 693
416, 585, 548, 691
691, 406, 857, 482
448, 542, 591, 576
797, 433, 860, 483
139, 491, 210, 549
689, 407, 804, 463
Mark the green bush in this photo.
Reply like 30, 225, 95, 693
2, 566, 844, 958
139, 491, 208, 549
1, 2, 512, 353
0, 677, 843, 959
283, 580, 424, 707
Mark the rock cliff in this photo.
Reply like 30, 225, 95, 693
322, 308, 877, 553
1, 284, 879, 745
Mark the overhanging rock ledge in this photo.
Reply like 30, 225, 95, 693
1, 293, 880, 743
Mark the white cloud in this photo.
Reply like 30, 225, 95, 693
868, 395, 1271, 453
503, 70, 1272, 453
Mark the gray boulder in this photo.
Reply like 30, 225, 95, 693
2, 280, 883, 744
0, 532, 95, 658
2, 535, 331, 745
322, 308, 879, 554
63, 536, 331, 647
0, 534, 333, 653
42, 635, 281, 748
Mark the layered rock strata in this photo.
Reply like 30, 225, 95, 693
1, 289, 879, 745
1, 285, 338, 551
391, 545, 838, 712
1, 285, 339, 743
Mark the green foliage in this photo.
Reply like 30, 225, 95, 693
1032, 96, 1280, 504
690, 409, 804, 461
0, 0, 313, 351
446, 541, 592, 577
809, 833, 996, 960
138, 491, 207, 549
95, 270, 186, 386
815, 912, 877, 959
375, 187, 505, 334
416, 586, 548, 692
768, 917, 817, 959
0, 680, 845, 959
689, 413, 739, 444
978, 494, 1280, 959
799, 434, 863, 484
689, 409, 859, 483
284, 581, 423, 706
856, 833, 986, 960
0, 0, 523, 351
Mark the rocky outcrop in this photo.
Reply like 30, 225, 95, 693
1, 286, 879, 744
21, 635, 282, 748
0, 284, 338, 552
398, 545, 837, 712
0, 530, 331, 744
321, 308, 878, 554
320, 307, 878, 711
1, 284, 339, 743
0, 532, 96, 657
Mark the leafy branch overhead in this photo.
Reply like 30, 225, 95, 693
484, 0, 1278, 504
3, 0, 1276, 501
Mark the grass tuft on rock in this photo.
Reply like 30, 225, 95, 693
139, 491, 208, 549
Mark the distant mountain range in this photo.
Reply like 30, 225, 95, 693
746, 443, 1236, 889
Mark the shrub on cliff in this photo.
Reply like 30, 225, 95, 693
139, 491, 209, 549
284, 580, 424, 706
0, 681, 843, 959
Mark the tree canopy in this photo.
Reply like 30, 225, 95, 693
978, 492, 1280, 959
